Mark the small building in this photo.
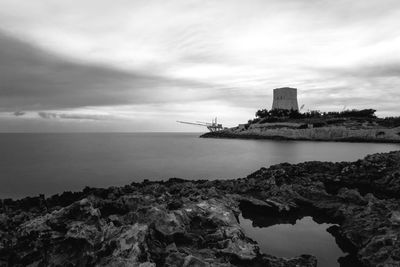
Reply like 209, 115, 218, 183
272, 87, 299, 111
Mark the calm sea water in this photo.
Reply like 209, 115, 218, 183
0, 132, 399, 199
240, 215, 344, 267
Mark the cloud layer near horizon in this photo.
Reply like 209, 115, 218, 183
0, 0, 399, 131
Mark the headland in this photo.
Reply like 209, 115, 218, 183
202, 108, 400, 143
202, 88, 400, 143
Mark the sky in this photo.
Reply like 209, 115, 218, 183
0, 0, 399, 132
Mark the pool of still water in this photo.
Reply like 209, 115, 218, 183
239, 214, 346, 267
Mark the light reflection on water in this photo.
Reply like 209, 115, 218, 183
239, 214, 344, 267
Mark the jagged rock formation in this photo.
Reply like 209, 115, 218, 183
201, 122, 400, 143
1, 151, 400, 266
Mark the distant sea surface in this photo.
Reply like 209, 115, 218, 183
1, 132, 399, 199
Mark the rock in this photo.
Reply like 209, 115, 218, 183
99, 223, 148, 266
201, 123, 400, 143
152, 209, 185, 238
1, 151, 400, 266
167, 199, 183, 210
220, 238, 258, 261
182, 255, 209, 267
260, 254, 317, 267
65, 221, 101, 245
389, 210, 400, 225
337, 188, 368, 205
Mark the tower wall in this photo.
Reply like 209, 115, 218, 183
272, 87, 299, 111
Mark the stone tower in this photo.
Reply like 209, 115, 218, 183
272, 87, 299, 111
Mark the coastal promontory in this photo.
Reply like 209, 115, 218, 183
202, 109, 400, 143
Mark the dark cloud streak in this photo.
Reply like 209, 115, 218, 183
0, 31, 209, 112
315, 63, 400, 79
13, 111, 26, 116
37, 111, 112, 121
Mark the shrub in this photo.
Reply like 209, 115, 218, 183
298, 124, 308, 129
313, 122, 327, 128
255, 108, 377, 120
377, 117, 400, 128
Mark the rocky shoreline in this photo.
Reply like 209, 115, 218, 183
1, 151, 400, 266
200, 125, 400, 143
201, 131, 400, 143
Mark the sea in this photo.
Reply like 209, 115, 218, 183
1, 132, 398, 266
1, 132, 399, 199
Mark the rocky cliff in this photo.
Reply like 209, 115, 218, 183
202, 122, 400, 143
1, 151, 400, 266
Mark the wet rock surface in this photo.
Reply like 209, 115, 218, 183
1, 151, 400, 266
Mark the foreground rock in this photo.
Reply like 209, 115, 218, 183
1, 151, 400, 266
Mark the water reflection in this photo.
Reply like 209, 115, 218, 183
240, 214, 343, 267
239, 203, 362, 267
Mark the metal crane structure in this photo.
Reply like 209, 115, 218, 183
177, 117, 224, 132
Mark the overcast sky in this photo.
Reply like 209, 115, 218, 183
0, 0, 399, 132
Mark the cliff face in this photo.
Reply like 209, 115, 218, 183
1, 151, 400, 267
202, 123, 400, 142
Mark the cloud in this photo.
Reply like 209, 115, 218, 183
0, 31, 212, 112
0, 0, 400, 131
323, 63, 400, 79
37, 112, 58, 119
37, 111, 112, 121
13, 111, 25, 116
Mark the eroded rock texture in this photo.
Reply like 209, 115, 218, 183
1, 151, 400, 267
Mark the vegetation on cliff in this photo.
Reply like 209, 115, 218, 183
248, 108, 400, 128
199, 108, 400, 141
